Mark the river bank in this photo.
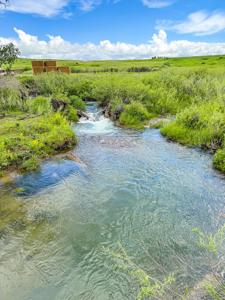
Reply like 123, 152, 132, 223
2, 65, 225, 177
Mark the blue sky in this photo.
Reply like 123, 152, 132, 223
1, 0, 225, 59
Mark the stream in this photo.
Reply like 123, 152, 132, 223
0, 103, 225, 299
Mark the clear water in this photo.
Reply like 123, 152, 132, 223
0, 103, 225, 299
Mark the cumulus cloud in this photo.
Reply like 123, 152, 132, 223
141, 0, 175, 9
157, 10, 225, 36
0, 0, 70, 17
1, 28, 225, 60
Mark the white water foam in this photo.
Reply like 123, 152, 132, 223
76, 106, 116, 135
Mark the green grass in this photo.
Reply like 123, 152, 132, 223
119, 102, 153, 129
0, 75, 83, 176
0, 114, 76, 174
2, 54, 225, 174
16, 66, 225, 173
13, 55, 225, 73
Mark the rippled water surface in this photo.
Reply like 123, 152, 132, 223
1, 103, 225, 300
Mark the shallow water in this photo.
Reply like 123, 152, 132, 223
0, 103, 225, 299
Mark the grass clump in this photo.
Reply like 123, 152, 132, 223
69, 95, 86, 111
161, 102, 225, 148
119, 102, 151, 129
0, 113, 76, 176
28, 72, 93, 100
28, 96, 52, 115
161, 101, 225, 172
142, 68, 225, 114
0, 87, 24, 112
65, 106, 79, 122
213, 148, 225, 173
19, 156, 39, 173
92, 75, 149, 107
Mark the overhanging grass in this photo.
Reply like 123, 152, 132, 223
0, 113, 76, 175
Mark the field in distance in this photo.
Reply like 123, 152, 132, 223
14, 55, 225, 74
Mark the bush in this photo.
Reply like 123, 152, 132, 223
19, 156, 39, 172
213, 148, 225, 173
0, 113, 76, 175
142, 68, 225, 114
19, 76, 38, 95
0, 87, 24, 112
69, 95, 86, 110
33, 73, 94, 100
127, 66, 151, 72
109, 97, 124, 120
28, 96, 51, 115
119, 102, 151, 128
92, 75, 149, 107
161, 102, 225, 151
66, 106, 79, 122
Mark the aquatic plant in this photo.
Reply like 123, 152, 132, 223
103, 243, 175, 300
193, 224, 225, 300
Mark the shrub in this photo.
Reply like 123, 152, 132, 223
28, 96, 51, 115
0, 113, 76, 176
119, 102, 151, 128
213, 148, 225, 173
33, 73, 94, 100
127, 66, 151, 72
69, 95, 86, 110
92, 75, 149, 107
142, 68, 225, 114
161, 102, 225, 150
19, 156, 39, 172
0, 87, 24, 112
19, 76, 35, 88
66, 106, 79, 122
109, 97, 124, 120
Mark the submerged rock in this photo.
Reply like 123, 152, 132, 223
77, 110, 91, 120
51, 99, 68, 112
65, 152, 83, 164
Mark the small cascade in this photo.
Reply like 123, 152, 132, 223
76, 103, 116, 135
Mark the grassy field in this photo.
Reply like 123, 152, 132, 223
14, 54, 225, 74
1, 54, 225, 176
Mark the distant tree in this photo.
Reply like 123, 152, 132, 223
0, 43, 20, 72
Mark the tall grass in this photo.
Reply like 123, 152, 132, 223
6, 66, 225, 174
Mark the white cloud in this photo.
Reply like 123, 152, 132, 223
1, 28, 225, 60
157, 10, 225, 36
1, 0, 69, 17
141, 0, 175, 8
0, 0, 176, 16
76, 0, 102, 11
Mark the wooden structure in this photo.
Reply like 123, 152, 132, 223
32, 60, 70, 75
